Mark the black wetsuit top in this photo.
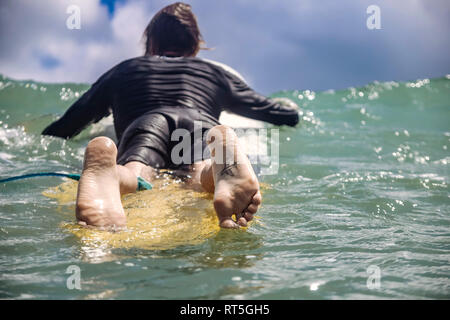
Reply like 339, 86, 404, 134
42, 56, 299, 168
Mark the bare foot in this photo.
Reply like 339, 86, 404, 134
76, 137, 127, 229
207, 125, 262, 228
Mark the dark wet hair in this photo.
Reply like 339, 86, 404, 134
143, 2, 204, 57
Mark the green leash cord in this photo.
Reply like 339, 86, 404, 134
136, 176, 153, 191
0, 172, 152, 191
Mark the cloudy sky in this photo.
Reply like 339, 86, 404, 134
0, 0, 449, 94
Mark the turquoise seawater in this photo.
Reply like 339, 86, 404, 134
0, 74, 449, 299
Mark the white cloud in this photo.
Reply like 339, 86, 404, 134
0, 0, 149, 83
0, 0, 448, 93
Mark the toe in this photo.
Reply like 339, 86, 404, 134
219, 218, 239, 229
83, 136, 117, 170
252, 190, 262, 206
214, 193, 238, 228
237, 217, 248, 227
246, 203, 258, 214
243, 212, 254, 221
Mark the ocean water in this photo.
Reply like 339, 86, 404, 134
0, 73, 449, 299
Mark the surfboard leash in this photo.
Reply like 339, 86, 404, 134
0, 172, 152, 191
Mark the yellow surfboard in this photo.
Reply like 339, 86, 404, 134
43, 177, 223, 252
43, 175, 263, 256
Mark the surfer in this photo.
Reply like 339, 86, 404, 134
42, 2, 299, 229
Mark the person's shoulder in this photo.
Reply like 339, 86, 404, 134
113, 56, 152, 70
195, 58, 247, 83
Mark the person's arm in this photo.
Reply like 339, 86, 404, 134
42, 69, 115, 139
221, 69, 299, 127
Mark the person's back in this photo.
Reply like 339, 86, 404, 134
43, 55, 299, 142
111, 56, 227, 137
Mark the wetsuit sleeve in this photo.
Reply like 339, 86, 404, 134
42, 69, 114, 139
221, 71, 299, 127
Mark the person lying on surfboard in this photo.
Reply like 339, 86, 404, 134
42, 2, 299, 229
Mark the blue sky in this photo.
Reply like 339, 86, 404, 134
100, 0, 126, 15
0, 0, 449, 94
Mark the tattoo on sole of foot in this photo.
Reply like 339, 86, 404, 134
219, 163, 238, 177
